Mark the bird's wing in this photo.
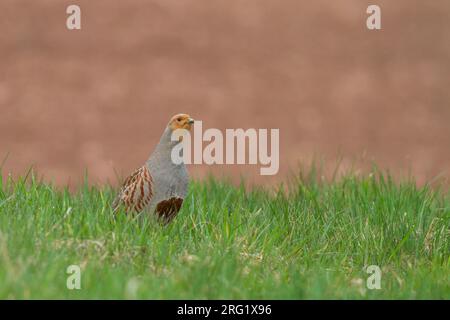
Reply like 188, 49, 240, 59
112, 166, 154, 213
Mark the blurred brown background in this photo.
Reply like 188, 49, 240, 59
0, 0, 449, 187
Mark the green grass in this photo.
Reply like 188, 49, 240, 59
0, 167, 448, 299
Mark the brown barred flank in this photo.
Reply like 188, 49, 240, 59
112, 166, 154, 214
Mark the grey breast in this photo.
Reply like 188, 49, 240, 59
142, 125, 190, 217
145, 143, 189, 213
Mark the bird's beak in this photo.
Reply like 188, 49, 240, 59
188, 118, 195, 124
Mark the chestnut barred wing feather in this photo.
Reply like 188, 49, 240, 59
112, 166, 154, 213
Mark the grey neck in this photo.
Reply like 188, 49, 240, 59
147, 127, 182, 165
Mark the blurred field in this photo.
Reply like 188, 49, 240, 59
0, 168, 448, 299
0, 0, 449, 187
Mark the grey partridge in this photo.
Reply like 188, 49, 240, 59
112, 113, 194, 223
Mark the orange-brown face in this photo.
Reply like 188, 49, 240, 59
168, 113, 194, 131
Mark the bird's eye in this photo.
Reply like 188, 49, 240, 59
177, 118, 182, 122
